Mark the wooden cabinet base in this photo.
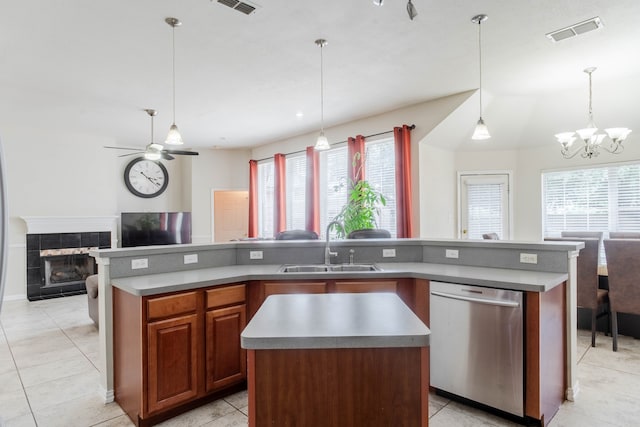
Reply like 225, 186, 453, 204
247, 347, 429, 427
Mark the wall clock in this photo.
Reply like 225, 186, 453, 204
124, 157, 169, 198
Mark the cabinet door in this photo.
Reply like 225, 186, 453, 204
147, 314, 199, 414
206, 305, 247, 392
333, 280, 398, 294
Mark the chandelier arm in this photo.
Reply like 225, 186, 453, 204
560, 145, 585, 159
600, 141, 625, 155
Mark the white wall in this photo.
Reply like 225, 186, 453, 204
418, 144, 456, 238
188, 148, 251, 244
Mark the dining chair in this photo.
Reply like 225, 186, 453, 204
482, 232, 499, 240
609, 231, 640, 239
603, 238, 640, 351
545, 237, 607, 347
561, 231, 604, 263
275, 230, 319, 240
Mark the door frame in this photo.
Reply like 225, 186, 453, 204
457, 170, 514, 240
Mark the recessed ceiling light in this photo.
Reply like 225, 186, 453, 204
296, 111, 304, 118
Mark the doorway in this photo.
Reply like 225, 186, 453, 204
458, 172, 512, 240
212, 190, 249, 242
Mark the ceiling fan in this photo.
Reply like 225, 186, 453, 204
104, 109, 199, 161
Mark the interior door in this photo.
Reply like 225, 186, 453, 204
459, 173, 511, 239
213, 190, 249, 242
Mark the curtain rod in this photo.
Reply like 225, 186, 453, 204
254, 124, 415, 162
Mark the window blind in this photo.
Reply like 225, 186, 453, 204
285, 153, 306, 231
257, 160, 274, 238
364, 138, 397, 237
319, 146, 348, 238
466, 182, 505, 240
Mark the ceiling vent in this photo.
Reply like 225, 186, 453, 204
216, 0, 258, 15
546, 17, 603, 42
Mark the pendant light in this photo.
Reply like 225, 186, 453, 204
314, 39, 330, 151
165, 17, 184, 145
556, 67, 632, 159
471, 14, 491, 140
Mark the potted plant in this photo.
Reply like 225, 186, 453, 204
331, 152, 387, 238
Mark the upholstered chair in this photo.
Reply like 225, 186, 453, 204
275, 230, 319, 240
561, 231, 604, 263
482, 233, 499, 240
546, 237, 607, 347
347, 229, 391, 239
609, 231, 640, 239
603, 238, 640, 351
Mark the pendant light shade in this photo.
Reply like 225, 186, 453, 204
314, 39, 330, 151
165, 17, 184, 146
471, 14, 490, 141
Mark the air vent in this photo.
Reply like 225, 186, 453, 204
546, 17, 603, 42
216, 0, 258, 15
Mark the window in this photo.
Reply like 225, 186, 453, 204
364, 138, 396, 237
543, 163, 640, 261
543, 163, 640, 235
257, 160, 274, 238
285, 153, 306, 231
319, 146, 348, 238
459, 173, 511, 239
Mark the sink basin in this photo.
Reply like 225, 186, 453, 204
279, 264, 380, 273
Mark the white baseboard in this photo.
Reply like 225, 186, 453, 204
99, 386, 115, 404
2, 294, 26, 302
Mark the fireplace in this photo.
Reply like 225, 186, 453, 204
23, 216, 118, 301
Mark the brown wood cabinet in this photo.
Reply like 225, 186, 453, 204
205, 285, 247, 392
113, 284, 247, 427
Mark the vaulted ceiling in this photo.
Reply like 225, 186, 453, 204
2, 0, 639, 151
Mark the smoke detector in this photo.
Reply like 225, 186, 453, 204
546, 17, 603, 42
216, 0, 259, 15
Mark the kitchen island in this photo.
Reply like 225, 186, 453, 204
241, 292, 431, 426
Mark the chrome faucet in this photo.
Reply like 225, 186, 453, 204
325, 220, 341, 265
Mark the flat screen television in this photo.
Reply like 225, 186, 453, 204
121, 212, 192, 248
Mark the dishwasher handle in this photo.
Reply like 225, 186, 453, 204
430, 290, 520, 308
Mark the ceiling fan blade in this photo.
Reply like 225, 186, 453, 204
118, 152, 144, 158
164, 149, 199, 156
161, 152, 176, 161
104, 146, 145, 151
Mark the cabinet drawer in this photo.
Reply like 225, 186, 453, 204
147, 292, 198, 322
334, 281, 398, 293
206, 284, 246, 310
263, 282, 327, 298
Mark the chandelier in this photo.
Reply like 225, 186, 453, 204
556, 67, 631, 159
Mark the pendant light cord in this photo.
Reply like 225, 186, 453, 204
588, 70, 593, 123
319, 42, 325, 133
172, 24, 177, 124
478, 19, 483, 117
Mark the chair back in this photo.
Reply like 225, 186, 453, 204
482, 233, 499, 240
561, 231, 604, 263
275, 230, 319, 240
604, 238, 640, 316
545, 237, 599, 309
609, 231, 640, 239
347, 229, 391, 239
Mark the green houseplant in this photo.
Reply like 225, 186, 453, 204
332, 152, 386, 238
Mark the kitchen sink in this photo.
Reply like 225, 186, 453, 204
279, 263, 380, 273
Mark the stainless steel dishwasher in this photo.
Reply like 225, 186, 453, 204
430, 281, 524, 417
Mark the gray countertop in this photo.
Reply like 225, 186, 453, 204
110, 262, 568, 296
240, 293, 431, 350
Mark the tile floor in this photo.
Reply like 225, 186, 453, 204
1, 295, 639, 426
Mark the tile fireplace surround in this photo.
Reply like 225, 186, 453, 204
22, 217, 118, 301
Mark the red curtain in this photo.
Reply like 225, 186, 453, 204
273, 153, 286, 235
348, 135, 366, 183
305, 146, 320, 235
394, 125, 413, 238
248, 160, 258, 237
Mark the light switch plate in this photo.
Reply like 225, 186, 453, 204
184, 254, 198, 264
382, 248, 396, 258
131, 258, 148, 269
520, 253, 538, 264
445, 249, 459, 259
249, 250, 263, 260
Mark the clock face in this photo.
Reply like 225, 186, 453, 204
124, 157, 169, 198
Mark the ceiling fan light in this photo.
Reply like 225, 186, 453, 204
472, 117, 491, 140
314, 133, 330, 151
144, 151, 162, 161
148, 142, 164, 151
165, 123, 184, 145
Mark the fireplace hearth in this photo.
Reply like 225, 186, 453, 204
26, 232, 111, 300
